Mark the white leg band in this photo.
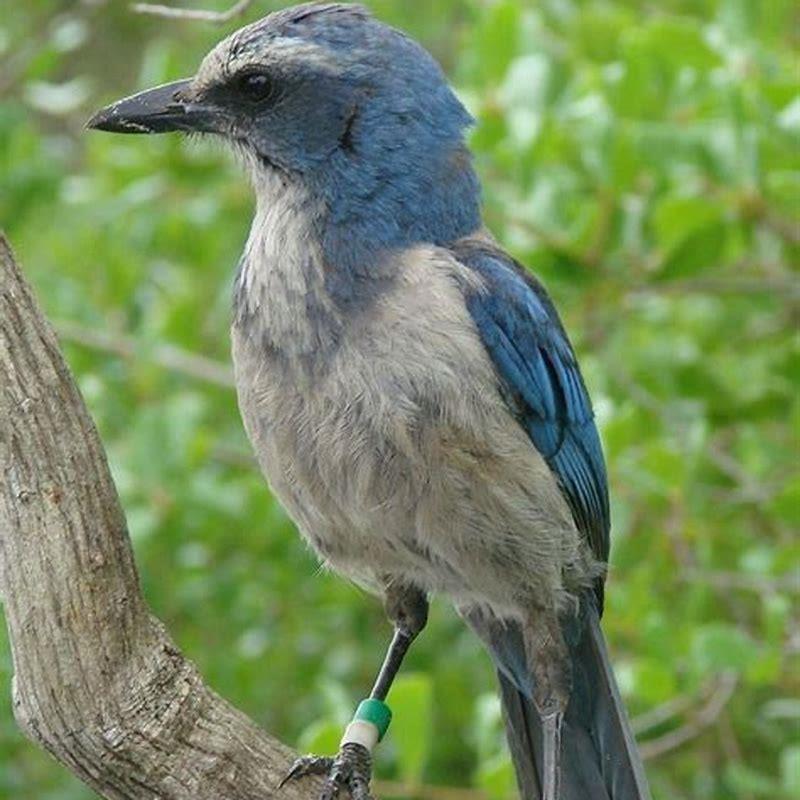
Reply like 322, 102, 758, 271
340, 720, 380, 752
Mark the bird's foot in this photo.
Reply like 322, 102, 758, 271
280, 742, 374, 800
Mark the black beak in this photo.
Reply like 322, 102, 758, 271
86, 79, 220, 135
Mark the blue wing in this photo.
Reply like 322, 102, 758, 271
452, 239, 610, 603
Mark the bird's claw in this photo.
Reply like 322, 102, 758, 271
279, 754, 334, 786
280, 742, 375, 800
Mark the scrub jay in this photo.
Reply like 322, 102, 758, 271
88, 4, 651, 799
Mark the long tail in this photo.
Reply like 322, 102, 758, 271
466, 600, 651, 800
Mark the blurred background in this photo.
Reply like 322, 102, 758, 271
1, 1, 797, 798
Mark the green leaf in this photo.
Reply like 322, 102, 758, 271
470, 0, 522, 82
657, 222, 727, 281
297, 720, 341, 756
639, 441, 687, 491
637, 17, 720, 71
781, 746, 800, 796
652, 195, 728, 280
769, 474, 800, 526
691, 624, 759, 674
653, 196, 726, 253
472, 692, 505, 760
387, 673, 434, 785
476, 753, 517, 800
572, 6, 633, 62
631, 658, 678, 704
724, 762, 780, 797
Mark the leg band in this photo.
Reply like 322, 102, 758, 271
340, 720, 380, 751
340, 698, 392, 751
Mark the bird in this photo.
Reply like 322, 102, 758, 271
87, 4, 651, 799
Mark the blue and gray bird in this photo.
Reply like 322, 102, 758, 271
88, 4, 651, 799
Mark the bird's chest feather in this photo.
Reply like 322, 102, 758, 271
231, 245, 498, 560
231, 236, 585, 610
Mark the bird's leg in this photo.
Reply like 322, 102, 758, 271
281, 583, 428, 800
523, 612, 572, 800
372, 582, 429, 698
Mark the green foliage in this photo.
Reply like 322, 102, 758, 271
1, 1, 797, 798
387, 674, 434, 786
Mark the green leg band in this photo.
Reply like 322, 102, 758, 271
353, 698, 392, 741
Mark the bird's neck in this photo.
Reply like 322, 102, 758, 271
233, 155, 481, 362
318, 142, 483, 286
234, 173, 342, 363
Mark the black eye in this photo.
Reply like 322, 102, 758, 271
235, 71, 276, 103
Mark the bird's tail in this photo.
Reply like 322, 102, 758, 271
466, 599, 651, 800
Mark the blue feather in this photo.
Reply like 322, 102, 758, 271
452, 239, 610, 604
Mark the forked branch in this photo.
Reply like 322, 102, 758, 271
0, 233, 321, 799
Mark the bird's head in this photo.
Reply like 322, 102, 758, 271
88, 3, 481, 258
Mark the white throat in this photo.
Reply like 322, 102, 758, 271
234, 169, 342, 360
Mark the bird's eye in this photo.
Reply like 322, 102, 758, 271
236, 71, 276, 103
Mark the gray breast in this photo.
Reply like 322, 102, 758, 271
231, 242, 600, 616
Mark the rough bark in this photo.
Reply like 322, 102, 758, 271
0, 234, 321, 799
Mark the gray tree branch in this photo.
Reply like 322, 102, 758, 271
0, 233, 321, 799
131, 0, 256, 24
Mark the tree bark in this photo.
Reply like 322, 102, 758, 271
0, 234, 321, 799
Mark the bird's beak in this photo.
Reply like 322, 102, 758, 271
86, 79, 220, 135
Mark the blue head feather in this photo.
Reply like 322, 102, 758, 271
195, 3, 481, 275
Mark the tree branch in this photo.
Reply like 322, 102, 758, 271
0, 233, 323, 799
637, 672, 738, 761
56, 318, 235, 389
680, 568, 799, 595
131, 0, 256, 24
